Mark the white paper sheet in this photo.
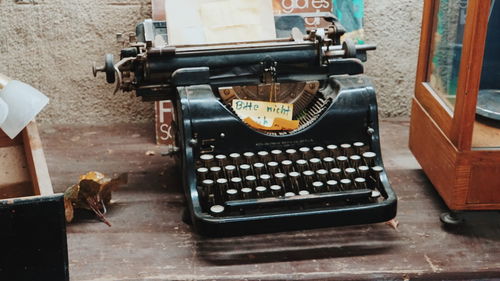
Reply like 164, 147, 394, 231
165, 0, 276, 45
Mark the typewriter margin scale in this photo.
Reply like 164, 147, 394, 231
93, 14, 397, 236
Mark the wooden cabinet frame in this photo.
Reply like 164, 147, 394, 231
410, 0, 500, 211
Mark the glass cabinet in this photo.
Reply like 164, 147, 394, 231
410, 0, 500, 221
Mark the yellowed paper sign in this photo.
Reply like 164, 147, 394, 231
232, 99, 298, 130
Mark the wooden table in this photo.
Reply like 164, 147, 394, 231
39, 119, 500, 280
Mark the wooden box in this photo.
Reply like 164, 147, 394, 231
0, 121, 68, 280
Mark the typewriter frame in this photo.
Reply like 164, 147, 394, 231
93, 13, 397, 236
174, 69, 397, 236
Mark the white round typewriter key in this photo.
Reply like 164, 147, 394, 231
296, 159, 309, 172
353, 142, 367, 154
289, 171, 301, 192
344, 168, 357, 179
216, 178, 228, 184
239, 164, 251, 177
315, 169, 328, 183
322, 157, 335, 170
274, 173, 286, 186
210, 205, 225, 215
349, 155, 362, 168
254, 162, 265, 168
209, 166, 222, 179
245, 175, 257, 180
253, 162, 265, 177
243, 152, 255, 163
200, 154, 214, 166
255, 186, 267, 198
329, 168, 342, 180
326, 144, 339, 157
371, 166, 384, 187
256, 186, 267, 192
354, 177, 367, 189
340, 143, 353, 156
224, 165, 236, 178
241, 187, 253, 199
197, 167, 209, 181
281, 160, 293, 173
312, 181, 324, 193
216, 178, 229, 193
302, 170, 315, 186
215, 154, 227, 166
230, 177, 243, 189
285, 148, 298, 160
362, 152, 377, 166
336, 156, 349, 170
197, 167, 209, 173
299, 147, 311, 158
371, 190, 381, 198
270, 185, 282, 196
201, 154, 214, 160
298, 190, 310, 196
202, 179, 215, 194
326, 180, 338, 191
226, 188, 239, 200
245, 175, 257, 188
313, 146, 325, 157
202, 179, 214, 185
271, 149, 283, 161
267, 161, 279, 174
229, 153, 241, 165
340, 179, 352, 190
257, 151, 270, 162
259, 174, 272, 186
285, 192, 296, 197
309, 158, 321, 170
358, 165, 370, 178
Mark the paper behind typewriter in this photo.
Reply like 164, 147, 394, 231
164, 0, 277, 45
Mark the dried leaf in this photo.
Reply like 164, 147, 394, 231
64, 197, 74, 223
63, 171, 127, 226
100, 173, 128, 205
64, 184, 80, 202
385, 219, 400, 230
78, 179, 101, 199
80, 171, 105, 182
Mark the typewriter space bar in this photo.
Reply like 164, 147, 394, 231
225, 189, 373, 209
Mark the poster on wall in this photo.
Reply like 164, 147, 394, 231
272, 0, 365, 42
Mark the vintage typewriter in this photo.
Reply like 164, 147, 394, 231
93, 13, 397, 236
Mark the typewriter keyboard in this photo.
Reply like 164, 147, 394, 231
196, 142, 385, 216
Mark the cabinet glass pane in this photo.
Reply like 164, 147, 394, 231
473, 0, 500, 149
428, 0, 468, 112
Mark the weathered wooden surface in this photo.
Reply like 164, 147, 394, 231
40, 120, 500, 281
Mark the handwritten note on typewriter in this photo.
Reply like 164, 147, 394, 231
232, 99, 299, 131
164, 0, 277, 45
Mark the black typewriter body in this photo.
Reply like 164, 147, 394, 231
93, 14, 397, 236
175, 74, 396, 236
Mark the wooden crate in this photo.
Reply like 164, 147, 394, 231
0, 121, 69, 280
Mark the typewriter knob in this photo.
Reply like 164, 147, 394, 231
342, 39, 356, 58
92, 54, 116, 84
